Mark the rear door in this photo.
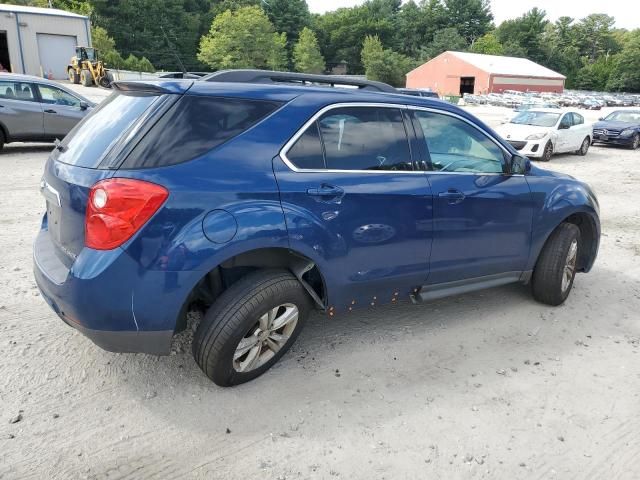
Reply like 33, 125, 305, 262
410, 108, 533, 285
273, 104, 433, 305
35, 83, 87, 140
0, 80, 43, 140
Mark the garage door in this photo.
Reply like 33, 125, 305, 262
36, 34, 77, 80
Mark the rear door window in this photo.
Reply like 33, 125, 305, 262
121, 96, 282, 169
0, 81, 37, 102
317, 107, 412, 171
285, 122, 325, 170
55, 92, 159, 168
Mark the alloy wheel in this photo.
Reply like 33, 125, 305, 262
561, 239, 578, 293
233, 303, 299, 373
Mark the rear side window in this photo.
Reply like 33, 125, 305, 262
56, 93, 158, 168
121, 96, 282, 169
286, 122, 324, 169
573, 113, 584, 125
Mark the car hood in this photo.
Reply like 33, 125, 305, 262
593, 120, 639, 130
495, 123, 551, 140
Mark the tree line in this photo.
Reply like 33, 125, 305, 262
4, 0, 640, 91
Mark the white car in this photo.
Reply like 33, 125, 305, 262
495, 109, 593, 162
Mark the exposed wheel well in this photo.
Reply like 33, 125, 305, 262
561, 213, 598, 272
175, 248, 326, 333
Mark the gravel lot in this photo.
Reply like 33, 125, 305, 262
1, 96, 639, 479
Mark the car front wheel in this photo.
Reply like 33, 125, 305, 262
541, 141, 553, 162
531, 223, 581, 306
631, 133, 640, 150
192, 269, 312, 386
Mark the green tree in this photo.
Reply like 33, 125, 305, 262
198, 6, 286, 70
421, 27, 467, 60
313, 1, 397, 73
496, 8, 549, 64
264, 0, 311, 54
362, 35, 413, 87
442, 0, 493, 43
606, 31, 640, 92
470, 32, 503, 55
91, 26, 116, 56
268, 32, 288, 70
137, 56, 155, 73
576, 14, 618, 61
293, 27, 325, 73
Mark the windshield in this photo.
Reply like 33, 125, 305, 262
604, 111, 640, 123
510, 111, 560, 127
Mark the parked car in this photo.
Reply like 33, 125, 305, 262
34, 72, 600, 386
495, 108, 593, 161
396, 88, 439, 98
592, 110, 640, 149
0, 73, 95, 150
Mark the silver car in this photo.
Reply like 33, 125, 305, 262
0, 73, 95, 150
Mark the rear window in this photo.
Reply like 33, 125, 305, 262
56, 93, 158, 168
120, 95, 282, 169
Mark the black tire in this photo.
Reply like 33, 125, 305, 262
576, 136, 590, 156
192, 269, 312, 386
531, 223, 581, 306
630, 133, 640, 150
80, 69, 92, 87
541, 141, 553, 162
68, 69, 80, 84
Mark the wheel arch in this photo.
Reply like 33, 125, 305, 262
174, 247, 328, 333
534, 211, 600, 274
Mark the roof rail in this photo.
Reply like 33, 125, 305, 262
199, 69, 397, 93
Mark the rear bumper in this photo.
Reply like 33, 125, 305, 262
33, 228, 192, 355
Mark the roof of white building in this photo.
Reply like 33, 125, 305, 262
448, 51, 565, 79
0, 4, 87, 19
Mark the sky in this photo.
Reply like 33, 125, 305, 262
306, 0, 640, 30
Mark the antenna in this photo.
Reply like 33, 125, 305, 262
160, 25, 187, 74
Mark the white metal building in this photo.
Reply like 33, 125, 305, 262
0, 4, 91, 80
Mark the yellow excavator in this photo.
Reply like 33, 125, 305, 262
67, 46, 113, 88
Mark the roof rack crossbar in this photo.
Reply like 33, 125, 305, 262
200, 69, 397, 93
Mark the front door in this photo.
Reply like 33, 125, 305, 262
410, 108, 533, 285
273, 105, 433, 308
36, 83, 86, 140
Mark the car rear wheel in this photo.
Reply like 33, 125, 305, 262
531, 223, 581, 306
631, 133, 640, 150
192, 269, 312, 386
576, 137, 590, 156
541, 141, 553, 162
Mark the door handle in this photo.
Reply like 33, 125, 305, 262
44, 109, 57, 114
438, 189, 465, 204
307, 185, 344, 196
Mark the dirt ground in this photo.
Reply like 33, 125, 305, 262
1, 101, 639, 480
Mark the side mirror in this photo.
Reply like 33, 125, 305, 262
598, 117, 603, 121
511, 155, 531, 175
79, 101, 89, 111
558, 123, 569, 130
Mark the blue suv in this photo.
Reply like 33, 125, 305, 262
34, 71, 600, 386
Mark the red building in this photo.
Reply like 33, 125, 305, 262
406, 51, 565, 96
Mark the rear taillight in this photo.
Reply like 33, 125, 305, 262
85, 178, 168, 250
